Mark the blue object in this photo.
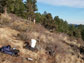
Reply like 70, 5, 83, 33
0, 45, 19, 56
1, 45, 11, 52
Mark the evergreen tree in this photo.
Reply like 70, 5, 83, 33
0, 0, 26, 17
0, 0, 8, 13
0, 0, 14, 13
42, 12, 55, 30
13, 0, 26, 17
32, 0, 38, 11
81, 30, 84, 40
26, 0, 37, 21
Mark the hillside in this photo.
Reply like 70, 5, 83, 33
0, 14, 84, 63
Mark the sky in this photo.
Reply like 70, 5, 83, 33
24, 0, 84, 24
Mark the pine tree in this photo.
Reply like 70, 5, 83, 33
81, 30, 84, 40
0, 0, 8, 13
26, 0, 33, 20
0, 0, 26, 17
26, 0, 37, 21
32, 0, 38, 11
0, 0, 13, 13
13, 0, 26, 16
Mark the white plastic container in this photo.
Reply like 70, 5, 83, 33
31, 39, 37, 48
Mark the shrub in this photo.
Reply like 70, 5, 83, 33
11, 21, 28, 32
17, 32, 30, 42
0, 16, 11, 26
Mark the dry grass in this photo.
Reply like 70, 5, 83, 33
0, 13, 84, 63
11, 21, 28, 32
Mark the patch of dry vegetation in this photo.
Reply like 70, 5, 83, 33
0, 14, 84, 63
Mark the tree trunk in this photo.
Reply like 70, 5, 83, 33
28, 17, 31, 21
4, 7, 7, 15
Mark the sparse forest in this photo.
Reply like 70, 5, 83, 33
0, 0, 84, 41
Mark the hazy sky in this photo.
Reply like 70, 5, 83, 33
24, 0, 84, 24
